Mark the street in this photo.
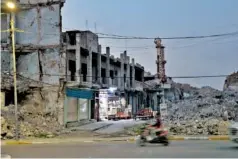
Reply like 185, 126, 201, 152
72, 119, 147, 134
95, 119, 147, 134
2, 141, 238, 158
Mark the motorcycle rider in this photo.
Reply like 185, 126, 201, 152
148, 112, 163, 139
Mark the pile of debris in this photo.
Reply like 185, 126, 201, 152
167, 86, 238, 135
1, 88, 65, 140
1, 104, 63, 140
224, 71, 238, 91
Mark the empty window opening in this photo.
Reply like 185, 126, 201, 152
68, 33, 76, 45
69, 60, 76, 81
4, 88, 29, 106
135, 69, 142, 81
110, 70, 114, 79
101, 68, 106, 84
81, 63, 87, 82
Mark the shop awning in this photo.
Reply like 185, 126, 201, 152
66, 88, 93, 99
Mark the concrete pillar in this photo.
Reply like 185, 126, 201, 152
141, 70, 144, 82
7, 13, 11, 44
153, 94, 157, 111
132, 94, 137, 114
120, 53, 124, 90
123, 51, 127, 89
131, 58, 135, 89
106, 47, 110, 87
97, 45, 102, 84
126, 56, 130, 89
87, 48, 92, 86
76, 33, 81, 83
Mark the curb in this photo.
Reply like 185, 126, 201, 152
1, 136, 229, 145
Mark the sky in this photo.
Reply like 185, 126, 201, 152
62, 0, 238, 90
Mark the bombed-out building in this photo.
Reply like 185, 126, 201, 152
1, 0, 150, 126
1, 0, 66, 124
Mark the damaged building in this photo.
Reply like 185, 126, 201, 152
1, 0, 150, 127
1, 0, 66, 124
63, 30, 147, 123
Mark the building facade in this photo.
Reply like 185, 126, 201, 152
1, 0, 66, 124
1, 0, 149, 124
63, 30, 146, 115
1, 0, 66, 87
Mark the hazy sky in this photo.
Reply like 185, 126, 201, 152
62, 0, 238, 90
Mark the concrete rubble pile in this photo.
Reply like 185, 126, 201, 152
167, 86, 238, 135
224, 71, 238, 91
1, 90, 64, 140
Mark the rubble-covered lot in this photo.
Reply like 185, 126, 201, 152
167, 87, 238, 135
1, 87, 65, 140
126, 87, 238, 136
1, 84, 238, 139
1, 105, 61, 139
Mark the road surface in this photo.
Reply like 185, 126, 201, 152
74, 119, 147, 134
95, 119, 147, 134
2, 141, 238, 158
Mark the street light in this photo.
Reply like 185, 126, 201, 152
6, 1, 16, 9
6, 0, 19, 140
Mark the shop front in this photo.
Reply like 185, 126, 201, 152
64, 87, 93, 126
98, 87, 127, 120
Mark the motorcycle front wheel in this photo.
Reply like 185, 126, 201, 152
135, 135, 146, 147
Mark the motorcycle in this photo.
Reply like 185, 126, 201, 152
135, 124, 169, 147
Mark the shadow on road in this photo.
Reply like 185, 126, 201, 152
216, 145, 238, 151
136, 144, 172, 148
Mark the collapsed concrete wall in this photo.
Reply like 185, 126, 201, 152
1, 51, 12, 72
0, 13, 8, 43
15, 4, 61, 45
1, 0, 66, 85
1, 1, 66, 139
1, 86, 65, 139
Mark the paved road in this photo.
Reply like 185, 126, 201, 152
75, 119, 147, 134
2, 141, 238, 158
95, 119, 147, 134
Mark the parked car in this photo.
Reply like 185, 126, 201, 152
228, 122, 238, 144
134, 108, 154, 120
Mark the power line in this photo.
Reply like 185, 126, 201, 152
5, 13, 238, 41
2, 72, 230, 90
2, 72, 59, 86
169, 75, 228, 79
98, 31, 238, 40
45, 20, 238, 40
5, 16, 238, 44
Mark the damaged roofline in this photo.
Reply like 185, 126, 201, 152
18, 0, 65, 9
65, 30, 96, 34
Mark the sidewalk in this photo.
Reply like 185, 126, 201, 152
1, 135, 230, 145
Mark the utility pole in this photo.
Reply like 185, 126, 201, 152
1, 1, 24, 140
10, 12, 19, 140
